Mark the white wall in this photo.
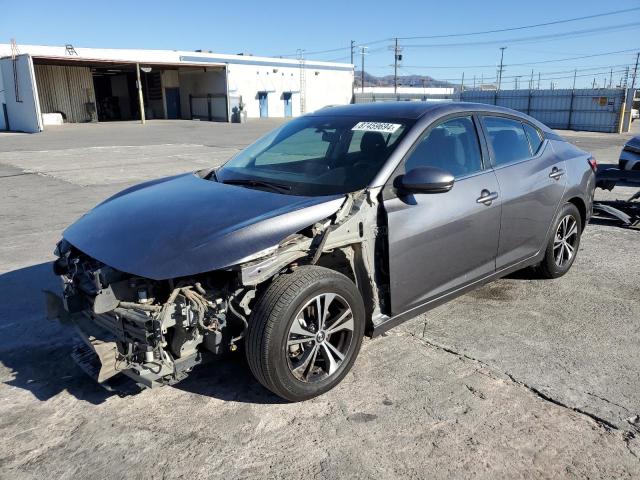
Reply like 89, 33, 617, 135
0, 55, 42, 132
227, 63, 352, 119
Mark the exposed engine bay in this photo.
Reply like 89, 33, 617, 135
46, 189, 387, 389
47, 240, 255, 387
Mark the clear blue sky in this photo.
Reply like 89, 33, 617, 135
2, 0, 639, 88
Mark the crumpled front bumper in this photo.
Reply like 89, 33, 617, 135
45, 290, 120, 383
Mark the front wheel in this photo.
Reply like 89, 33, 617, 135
246, 266, 365, 401
537, 202, 582, 279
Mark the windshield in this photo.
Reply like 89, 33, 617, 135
215, 116, 412, 196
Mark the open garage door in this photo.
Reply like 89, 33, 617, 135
0, 54, 43, 132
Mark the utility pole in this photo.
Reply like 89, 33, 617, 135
393, 38, 401, 94
621, 54, 638, 133
572, 69, 577, 90
480, 73, 484, 90
609, 68, 613, 88
515, 76, 521, 90
497, 46, 506, 91
473, 75, 476, 90
631, 51, 639, 90
461, 72, 465, 93
624, 66, 630, 88
592, 77, 596, 89
360, 46, 368, 93
529, 69, 534, 90
350, 40, 355, 100
537, 72, 541, 90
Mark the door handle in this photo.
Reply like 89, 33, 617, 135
476, 189, 499, 205
549, 167, 565, 180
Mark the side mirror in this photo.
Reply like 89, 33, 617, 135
399, 166, 455, 194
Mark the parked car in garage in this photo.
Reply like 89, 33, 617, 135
619, 135, 640, 171
48, 102, 596, 401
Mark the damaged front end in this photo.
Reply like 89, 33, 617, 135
47, 240, 253, 389
47, 188, 389, 390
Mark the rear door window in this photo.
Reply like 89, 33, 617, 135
483, 116, 532, 166
523, 122, 544, 155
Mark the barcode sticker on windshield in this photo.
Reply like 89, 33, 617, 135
352, 122, 401, 133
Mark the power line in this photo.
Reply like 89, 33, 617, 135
393, 64, 636, 84
398, 48, 640, 69
401, 22, 640, 48
397, 7, 640, 40
274, 38, 388, 58
397, 65, 628, 84
273, 7, 640, 60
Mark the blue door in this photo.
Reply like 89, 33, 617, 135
283, 92, 292, 117
258, 92, 268, 118
165, 88, 181, 119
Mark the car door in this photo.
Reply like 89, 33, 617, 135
480, 115, 567, 269
383, 114, 502, 315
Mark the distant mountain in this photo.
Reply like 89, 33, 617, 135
354, 71, 456, 88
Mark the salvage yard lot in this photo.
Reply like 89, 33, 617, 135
0, 119, 639, 479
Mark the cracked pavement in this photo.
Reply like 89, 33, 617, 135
0, 120, 639, 479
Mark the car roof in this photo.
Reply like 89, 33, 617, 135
310, 101, 554, 132
311, 101, 525, 119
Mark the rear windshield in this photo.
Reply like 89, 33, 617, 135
216, 116, 413, 196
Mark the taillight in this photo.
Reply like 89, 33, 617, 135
588, 156, 597, 172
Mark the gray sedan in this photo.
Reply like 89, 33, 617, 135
50, 102, 596, 401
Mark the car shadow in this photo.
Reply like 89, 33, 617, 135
174, 353, 287, 404
0, 262, 119, 404
0, 262, 285, 405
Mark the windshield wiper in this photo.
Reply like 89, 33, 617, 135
222, 178, 292, 193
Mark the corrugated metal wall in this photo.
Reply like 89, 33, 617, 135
460, 89, 624, 133
354, 88, 626, 133
34, 64, 97, 123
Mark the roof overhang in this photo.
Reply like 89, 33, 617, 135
29, 55, 226, 70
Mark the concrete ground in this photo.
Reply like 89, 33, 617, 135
0, 119, 638, 479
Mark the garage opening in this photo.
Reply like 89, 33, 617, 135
31, 59, 229, 126
91, 66, 165, 121
91, 67, 138, 121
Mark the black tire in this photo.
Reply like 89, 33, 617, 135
246, 266, 366, 401
537, 202, 582, 279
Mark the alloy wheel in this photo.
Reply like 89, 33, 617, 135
553, 214, 578, 267
286, 293, 354, 383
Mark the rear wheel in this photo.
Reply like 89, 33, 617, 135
537, 203, 582, 279
246, 266, 365, 401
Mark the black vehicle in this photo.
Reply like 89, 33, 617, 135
48, 102, 596, 401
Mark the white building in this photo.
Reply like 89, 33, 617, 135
0, 44, 354, 132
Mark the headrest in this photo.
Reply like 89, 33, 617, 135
360, 131, 386, 156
